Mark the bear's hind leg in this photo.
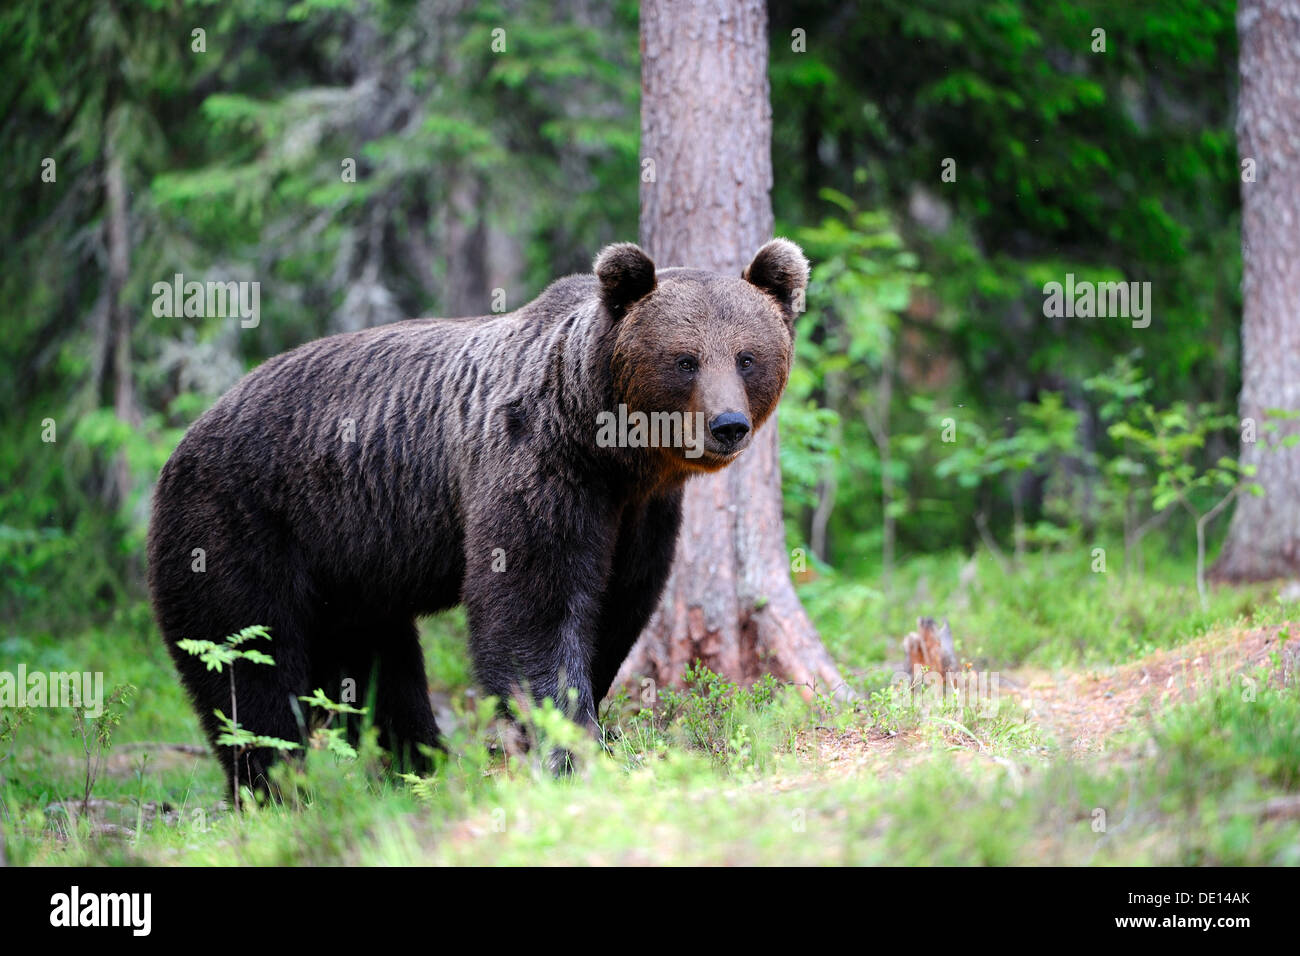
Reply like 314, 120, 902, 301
200, 630, 310, 804
371, 620, 443, 775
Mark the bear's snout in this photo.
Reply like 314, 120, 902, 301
708, 411, 751, 448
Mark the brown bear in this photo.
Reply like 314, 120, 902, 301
147, 239, 808, 793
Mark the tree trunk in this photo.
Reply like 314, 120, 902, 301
617, 0, 846, 699
444, 170, 490, 317
1212, 0, 1300, 582
865, 354, 895, 594
104, 118, 139, 506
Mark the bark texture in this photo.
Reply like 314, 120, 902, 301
104, 119, 139, 506
1213, 0, 1300, 582
617, 0, 846, 698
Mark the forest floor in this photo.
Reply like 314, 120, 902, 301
796, 621, 1294, 777
4, 553, 1300, 865
806, 621, 1292, 768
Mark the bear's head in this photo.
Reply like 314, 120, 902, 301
597, 239, 808, 473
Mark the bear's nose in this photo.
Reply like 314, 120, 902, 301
709, 411, 751, 447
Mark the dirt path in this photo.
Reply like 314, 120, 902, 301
794, 622, 1296, 773
1009, 622, 1293, 755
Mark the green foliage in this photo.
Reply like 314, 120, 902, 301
1107, 404, 1249, 514
70, 682, 135, 812
1152, 671, 1300, 796
0, 706, 32, 777
178, 624, 294, 805
858, 670, 1043, 756
6, 601, 1299, 865
177, 625, 275, 673
770, 0, 1242, 570
649, 664, 795, 770
0, 0, 1254, 618
797, 546, 1288, 677
1074, 357, 1256, 600
934, 393, 1082, 493
297, 687, 366, 716
212, 712, 300, 755
1, 0, 640, 628
298, 687, 367, 761
784, 193, 925, 561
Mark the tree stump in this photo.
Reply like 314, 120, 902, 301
902, 617, 958, 679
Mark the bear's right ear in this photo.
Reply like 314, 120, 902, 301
594, 243, 656, 319
743, 238, 810, 318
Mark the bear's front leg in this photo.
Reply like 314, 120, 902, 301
590, 490, 683, 703
461, 496, 619, 746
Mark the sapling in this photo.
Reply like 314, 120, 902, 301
177, 625, 296, 809
1109, 403, 1260, 607
70, 683, 133, 817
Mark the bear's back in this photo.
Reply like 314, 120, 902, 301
148, 272, 605, 611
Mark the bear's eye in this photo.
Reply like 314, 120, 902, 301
738, 353, 755, 371
676, 356, 698, 373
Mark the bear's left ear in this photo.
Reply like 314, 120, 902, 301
743, 238, 809, 318
594, 243, 656, 319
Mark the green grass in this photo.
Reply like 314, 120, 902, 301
799, 545, 1290, 679
3, 551, 1299, 865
